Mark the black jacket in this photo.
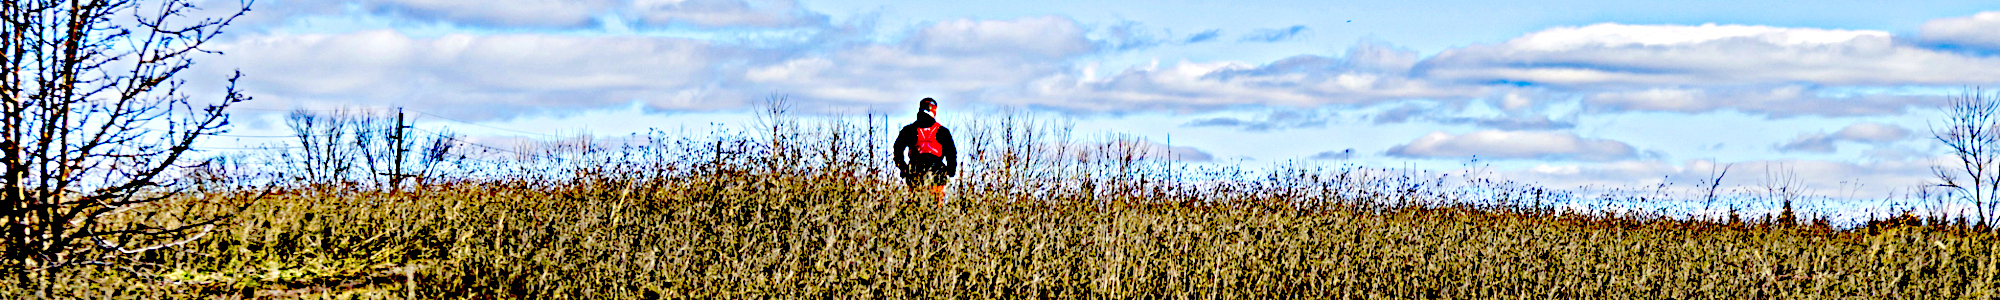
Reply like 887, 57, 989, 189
892, 115, 957, 175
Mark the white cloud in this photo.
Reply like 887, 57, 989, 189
1021, 21, 1993, 116
628, 0, 828, 28
212, 16, 1110, 114
214, 30, 735, 119
1183, 29, 1222, 44
250, 0, 621, 28
1182, 109, 1333, 131
1775, 122, 1912, 153
1921, 11, 2000, 50
909, 16, 1094, 58
1367, 102, 1576, 130
1422, 23, 2000, 87
1775, 134, 1839, 153
375, 0, 618, 27
1581, 85, 1936, 117
745, 45, 1066, 106
734, 16, 1456, 112
1385, 130, 1636, 161
1239, 25, 1307, 43
1019, 43, 1482, 111
209, 7, 2000, 120
742, 17, 1092, 107
239, 0, 824, 28
212, 16, 1114, 118
1834, 122, 1911, 142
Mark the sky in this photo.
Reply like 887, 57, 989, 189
189, 0, 2000, 202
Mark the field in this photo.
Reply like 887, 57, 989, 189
8, 112, 2000, 299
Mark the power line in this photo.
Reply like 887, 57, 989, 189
232, 107, 398, 113
410, 111, 556, 138
211, 130, 356, 138
198, 129, 528, 155
212, 134, 304, 138
410, 127, 528, 155
228, 107, 561, 138
455, 142, 524, 155
196, 146, 300, 150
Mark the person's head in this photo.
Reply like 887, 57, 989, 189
918, 97, 938, 118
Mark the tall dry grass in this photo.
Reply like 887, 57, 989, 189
6, 108, 1998, 299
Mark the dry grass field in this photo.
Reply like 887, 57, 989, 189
8, 113, 1999, 299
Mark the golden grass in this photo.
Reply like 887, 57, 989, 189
10, 168, 1998, 299
9, 113, 2000, 299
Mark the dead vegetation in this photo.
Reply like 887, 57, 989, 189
0, 108, 1995, 299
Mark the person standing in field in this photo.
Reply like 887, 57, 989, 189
893, 98, 958, 204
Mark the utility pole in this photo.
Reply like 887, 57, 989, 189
383, 108, 413, 190
394, 108, 404, 189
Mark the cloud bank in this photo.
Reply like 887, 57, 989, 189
1921, 11, 2000, 51
1776, 122, 1913, 153
216, 30, 741, 119
218, 4, 2000, 121
1386, 130, 1638, 162
1423, 23, 2000, 86
230, 0, 827, 28
193, 2, 2000, 202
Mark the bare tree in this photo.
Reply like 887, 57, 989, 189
0, 0, 252, 270
1699, 162, 1732, 214
1930, 87, 2000, 225
1758, 163, 1805, 226
280, 109, 461, 187
284, 109, 362, 184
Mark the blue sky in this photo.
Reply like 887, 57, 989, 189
197, 0, 2000, 200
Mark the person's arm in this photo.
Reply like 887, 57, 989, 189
939, 127, 958, 176
891, 125, 911, 173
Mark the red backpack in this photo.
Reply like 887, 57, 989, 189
916, 123, 943, 156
